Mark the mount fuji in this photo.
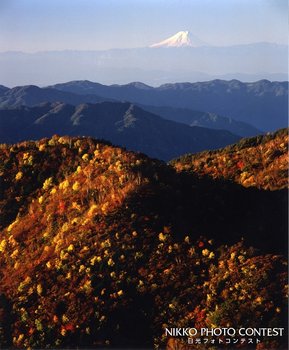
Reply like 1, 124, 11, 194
150, 31, 207, 48
0, 30, 287, 86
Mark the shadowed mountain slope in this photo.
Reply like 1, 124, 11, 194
0, 102, 240, 161
139, 104, 261, 137
0, 82, 261, 137
50, 79, 288, 131
0, 85, 111, 108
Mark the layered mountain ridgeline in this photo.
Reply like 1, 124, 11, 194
0, 85, 111, 108
139, 104, 261, 137
0, 102, 240, 161
172, 128, 288, 191
0, 136, 287, 349
0, 82, 262, 138
50, 79, 288, 131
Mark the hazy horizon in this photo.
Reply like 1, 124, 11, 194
0, 0, 287, 87
0, 40, 288, 55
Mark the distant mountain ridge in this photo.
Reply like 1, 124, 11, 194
0, 85, 9, 94
0, 101, 240, 160
138, 104, 261, 137
0, 42, 287, 86
0, 85, 112, 108
49, 79, 288, 131
0, 81, 263, 137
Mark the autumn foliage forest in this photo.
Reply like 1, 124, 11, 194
172, 128, 288, 191
0, 129, 288, 349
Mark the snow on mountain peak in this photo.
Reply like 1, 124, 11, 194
150, 31, 206, 48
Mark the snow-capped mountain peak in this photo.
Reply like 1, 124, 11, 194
150, 31, 206, 48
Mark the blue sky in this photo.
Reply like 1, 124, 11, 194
0, 0, 287, 52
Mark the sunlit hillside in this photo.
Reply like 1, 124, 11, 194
0, 133, 287, 349
172, 128, 288, 191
